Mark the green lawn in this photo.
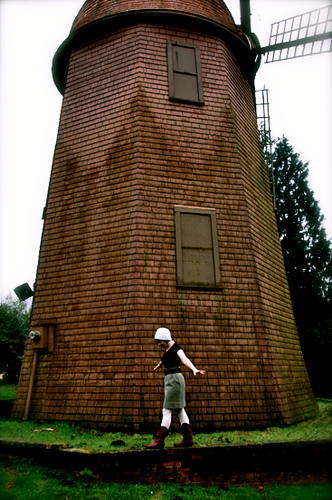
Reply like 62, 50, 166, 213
0, 384, 17, 400
0, 389, 331, 499
1, 457, 331, 500
0, 398, 331, 452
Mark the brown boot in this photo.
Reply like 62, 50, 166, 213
145, 426, 168, 449
174, 423, 194, 447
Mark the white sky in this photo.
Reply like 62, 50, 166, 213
0, 0, 331, 299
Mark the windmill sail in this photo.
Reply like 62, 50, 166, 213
260, 5, 332, 62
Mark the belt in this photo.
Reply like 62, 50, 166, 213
164, 367, 181, 375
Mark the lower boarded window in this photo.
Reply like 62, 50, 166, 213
174, 206, 221, 288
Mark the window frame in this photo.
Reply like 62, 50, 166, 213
174, 206, 221, 289
167, 41, 204, 105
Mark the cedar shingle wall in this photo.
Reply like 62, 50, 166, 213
13, 22, 317, 430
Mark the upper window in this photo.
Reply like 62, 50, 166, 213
174, 206, 221, 288
167, 41, 204, 105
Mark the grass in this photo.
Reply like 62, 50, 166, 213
0, 398, 331, 453
0, 389, 331, 499
0, 385, 17, 400
0, 457, 332, 500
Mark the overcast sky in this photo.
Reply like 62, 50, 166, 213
0, 0, 331, 299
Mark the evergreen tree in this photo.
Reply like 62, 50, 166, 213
267, 135, 332, 396
0, 296, 30, 383
273, 136, 331, 302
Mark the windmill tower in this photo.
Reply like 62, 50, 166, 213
13, 0, 319, 430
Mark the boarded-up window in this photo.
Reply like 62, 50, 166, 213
175, 206, 221, 288
167, 41, 204, 105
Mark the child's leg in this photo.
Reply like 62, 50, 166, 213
161, 408, 172, 429
175, 408, 190, 425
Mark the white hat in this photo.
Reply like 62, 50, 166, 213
154, 327, 172, 341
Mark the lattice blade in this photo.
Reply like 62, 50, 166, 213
260, 5, 332, 62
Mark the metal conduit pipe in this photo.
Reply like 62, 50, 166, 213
240, 0, 252, 35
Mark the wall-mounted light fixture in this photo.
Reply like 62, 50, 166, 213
14, 283, 34, 301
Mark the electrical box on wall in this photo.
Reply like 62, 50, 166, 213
28, 325, 55, 352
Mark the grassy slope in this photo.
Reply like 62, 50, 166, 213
0, 392, 331, 452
